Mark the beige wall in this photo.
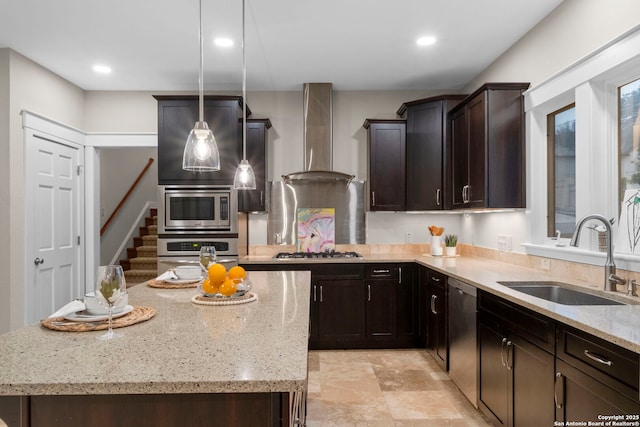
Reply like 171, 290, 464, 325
1, 49, 85, 333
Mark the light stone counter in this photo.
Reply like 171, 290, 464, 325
241, 253, 640, 353
0, 270, 310, 396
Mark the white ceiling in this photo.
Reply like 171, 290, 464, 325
0, 0, 563, 92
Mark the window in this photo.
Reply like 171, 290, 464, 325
547, 104, 576, 238
619, 78, 640, 205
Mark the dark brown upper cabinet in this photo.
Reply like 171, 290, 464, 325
397, 95, 466, 210
238, 118, 271, 212
363, 119, 407, 211
154, 95, 248, 185
448, 83, 529, 209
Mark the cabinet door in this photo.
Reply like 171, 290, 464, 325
429, 280, 447, 369
156, 97, 242, 185
366, 280, 396, 340
366, 120, 406, 211
406, 102, 444, 210
417, 267, 430, 347
450, 107, 468, 209
238, 120, 268, 212
478, 320, 509, 426
466, 93, 487, 207
511, 336, 555, 427
556, 360, 640, 422
317, 279, 366, 345
396, 264, 417, 342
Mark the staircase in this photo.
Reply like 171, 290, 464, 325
121, 208, 158, 285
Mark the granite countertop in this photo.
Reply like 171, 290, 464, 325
0, 270, 310, 396
241, 253, 640, 353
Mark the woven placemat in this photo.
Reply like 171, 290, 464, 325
147, 278, 200, 289
191, 292, 258, 306
41, 306, 156, 332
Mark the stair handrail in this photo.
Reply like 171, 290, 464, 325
100, 157, 155, 236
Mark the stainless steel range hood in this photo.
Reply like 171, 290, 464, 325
268, 83, 365, 246
282, 83, 355, 182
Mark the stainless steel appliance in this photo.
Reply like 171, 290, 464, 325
273, 251, 362, 259
448, 278, 478, 407
268, 83, 366, 245
157, 236, 241, 273
158, 185, 238, 234
157, 185, 246, 274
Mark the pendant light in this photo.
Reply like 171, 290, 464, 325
233, 0, 256, 189
183, 0, 220, 172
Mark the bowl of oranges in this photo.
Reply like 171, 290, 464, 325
199, 264, 251, 298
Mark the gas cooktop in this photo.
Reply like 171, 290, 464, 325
274, 251, 362, 259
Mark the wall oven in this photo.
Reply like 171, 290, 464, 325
158, 185, 238, 234
157, 236, 240, 273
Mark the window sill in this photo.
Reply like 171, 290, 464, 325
523, 242, 640, 272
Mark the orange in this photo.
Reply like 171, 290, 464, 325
201, 277, 219, 295
219, 277, 238, 297
228, 266, 246, 280
208, 263, 227, 286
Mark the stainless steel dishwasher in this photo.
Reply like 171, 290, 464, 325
447, 278, 478, 408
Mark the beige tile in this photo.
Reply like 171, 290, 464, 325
374, 368, 442, 391
383, 391, 463, 420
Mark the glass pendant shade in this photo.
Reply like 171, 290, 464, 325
233, 159, 256, 189
183, 121, 220, 171
183, 0, 220, 172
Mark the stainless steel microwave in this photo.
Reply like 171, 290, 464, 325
159, 186, 238, 233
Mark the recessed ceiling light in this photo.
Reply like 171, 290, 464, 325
92, 64, 112, 74
416, 36, 437, 46
214, 38, 234, 47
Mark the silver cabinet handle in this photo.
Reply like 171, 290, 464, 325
368, 284, 371, 302
431, 276, 441, 283
260, 190, 264, 207
320, 285, 323, 303
398, 267, 402, 284
313, 285, 317, 302
501, 337, 508, 367
436, 188, 441, 206
506, 340, 513, 371
584, 349, 613, 366
430, 294, 438, 315
34, 257, 44, 266
554, 372, 564, 409
372, 269, 390, 274
371, 191, 376, 207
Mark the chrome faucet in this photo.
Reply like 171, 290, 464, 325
570, 214, 624, 292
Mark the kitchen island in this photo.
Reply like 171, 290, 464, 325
0, 270, 310, 427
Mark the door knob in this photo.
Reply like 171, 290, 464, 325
34, 257, 44, 266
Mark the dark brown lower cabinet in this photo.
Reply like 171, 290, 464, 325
1, 393, 288, 427
366, 277, 396, 340
423, 269, 448, 370
555, 324, 640, 421
316, 278, 366, 346
478, 291, 555, 427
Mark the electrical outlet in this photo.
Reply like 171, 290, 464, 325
497, 234, 512, 251
405, 232, 412, 243
541, 258, 551, 270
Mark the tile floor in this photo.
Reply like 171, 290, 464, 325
306, 349, 493, 427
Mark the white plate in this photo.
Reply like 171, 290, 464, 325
64, 305, 134, 322
164, 277, 203, 284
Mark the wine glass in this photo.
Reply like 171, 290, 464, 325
199, 246, 217, 273
95, 265, 127, 340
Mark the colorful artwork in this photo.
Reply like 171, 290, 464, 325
617, 189, 640, 254
297, 208, 335, 253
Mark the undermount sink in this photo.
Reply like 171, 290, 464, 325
497, 281, 626, 306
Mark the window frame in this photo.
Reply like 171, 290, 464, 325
523, 26, 640, 272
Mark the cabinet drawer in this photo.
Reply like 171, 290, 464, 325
478, 291, 555, 353
366, 265, 398, 280
558, 325, 639, 393
312, 264, 364, 279
427, 270, 446, 289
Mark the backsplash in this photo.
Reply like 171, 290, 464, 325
247, 243, 640, 295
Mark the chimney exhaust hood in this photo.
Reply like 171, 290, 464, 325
282, 83, 355, 183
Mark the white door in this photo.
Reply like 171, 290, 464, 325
25, 132, 84, 323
